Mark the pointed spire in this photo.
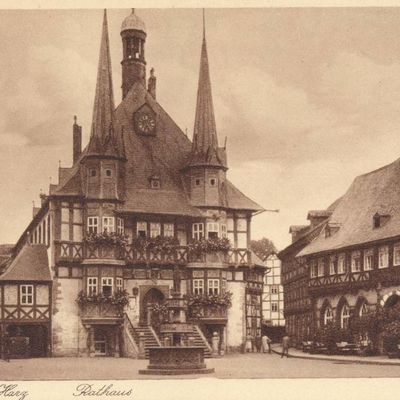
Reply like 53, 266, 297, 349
188, 10, 223, 168
88, 10, 116, 154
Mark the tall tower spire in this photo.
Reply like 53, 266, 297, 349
86, 9, 124, 158
187, 9, 223, 168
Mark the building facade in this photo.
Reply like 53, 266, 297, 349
279, 211, 333, 346
295, 159, 400, 349
262, 253, 285, 328
0, 10, 266, 358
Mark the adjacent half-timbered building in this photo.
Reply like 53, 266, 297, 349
296, 159, 400, 344
0, 10, 266, 358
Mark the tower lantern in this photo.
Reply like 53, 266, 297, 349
121, 9, 147, 98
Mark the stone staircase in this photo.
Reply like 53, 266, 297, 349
125, 319, 161, 359
191, 325, 212, 358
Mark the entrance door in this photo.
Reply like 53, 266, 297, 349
140, 288, 165, 325
6, 324, 48, 358
94, 328, 107, 356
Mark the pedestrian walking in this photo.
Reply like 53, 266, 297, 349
281, 335, 290, 358
245, 334, 252, 353
262, 335, 272, 353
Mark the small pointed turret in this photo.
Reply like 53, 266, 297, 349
87, 10, 124, 158
187, 10, 224, 169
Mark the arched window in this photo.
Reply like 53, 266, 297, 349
340, 304, 350, 329
324, 306, 333, 325
359, 302, 368, 317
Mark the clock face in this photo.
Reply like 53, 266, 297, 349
136, 113, 156, 135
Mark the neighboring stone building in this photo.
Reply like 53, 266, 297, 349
0, 10, 266, 358
296, 158, 400, 344
262, 253, 285, 328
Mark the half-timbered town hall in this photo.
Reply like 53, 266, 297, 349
0, 10, 266, 358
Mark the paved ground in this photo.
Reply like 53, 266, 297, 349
2, 352, 400, 380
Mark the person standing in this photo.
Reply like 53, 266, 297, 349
281, 335, 290, 358
262, 335, 272, 354
255, 334, 262, 353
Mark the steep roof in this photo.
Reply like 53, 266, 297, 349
87, 10, 124, 159
0, 244, 51, 282
48, 13, 263, 216
299, 158, 400, 256
186, 17, 224, 169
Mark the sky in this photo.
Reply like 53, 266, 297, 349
2, 7, 400, 250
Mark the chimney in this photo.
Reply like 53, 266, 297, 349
73, 115, 82, 164
148, 67, 156, 99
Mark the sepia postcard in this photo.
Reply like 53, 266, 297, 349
1, 1, 400, 399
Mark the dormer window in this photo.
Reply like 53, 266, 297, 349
150, 176, 160, 189
373, 214, 381, 228
373, 212, 390, 229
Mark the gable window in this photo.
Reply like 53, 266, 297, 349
317, 259, 325, 277
116, 277, 123, 292
364, 249, 374, 271
195, 178, 201, 187
208, 279, 220, 295
193, 279, 204, 295
137, 221, 147, 238
101, 277, 113, 297
20, 285, 34, 305
324, 306, 333, 325
150, 222, 161, 238
163, 223, 174, 238
338, 254, 346, 274
207, 222, 219, 239
87, 277, 98, 296
329, 256, 336, 275
102, 217, 115, 233
394, 244, 400, 266
89, 168, 97, 178
209, 178, 217, 187
359, 302, 368, 317
271, 302, 278, 312
351, 251, 361, 273
87, 217, 99, 234
379, 245, 389, 269
117, 218, 124, 235
105, 169, 112, 177
192, 223, 204, 240
271, 285, 279, 294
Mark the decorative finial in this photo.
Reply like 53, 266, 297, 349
132, 8, 135, 14
150, 67, 155, 77
73, 115, 77, 124
58, 160, 61, 168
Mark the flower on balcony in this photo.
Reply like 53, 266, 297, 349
132, 236, 180, 252
187, 237, 231, 254
76, 289, 130, 308
184, 291, 233, 308
84, 231, 128, 247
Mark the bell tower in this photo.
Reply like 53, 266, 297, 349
120, 9, 147, 98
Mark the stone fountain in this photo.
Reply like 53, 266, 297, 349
139, 267, 214, 375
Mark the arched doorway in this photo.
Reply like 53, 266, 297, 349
140, 288, 165, 325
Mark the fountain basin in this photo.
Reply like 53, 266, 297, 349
139, 346, 214, 375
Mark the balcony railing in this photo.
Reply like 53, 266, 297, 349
79, 302, 123, 321
187, 305, 228, 320
55, 241, 254, 267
